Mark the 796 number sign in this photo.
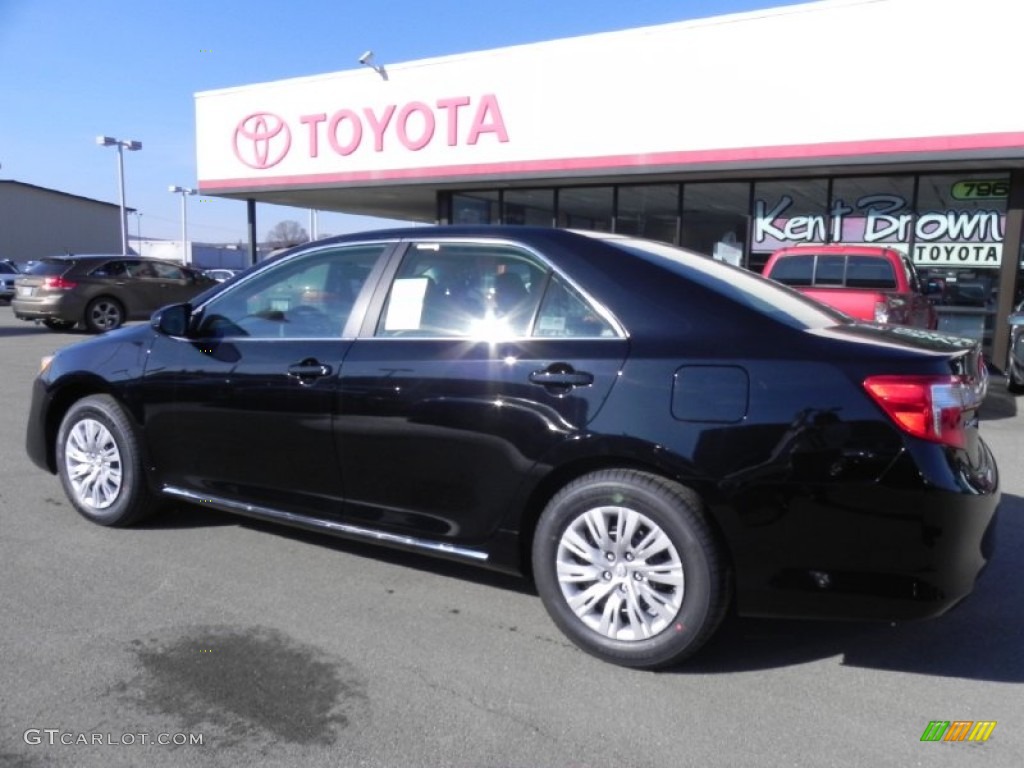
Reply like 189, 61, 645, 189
951, 180, 1009, 200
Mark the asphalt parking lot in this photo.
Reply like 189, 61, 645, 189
1, 306, 1022, 768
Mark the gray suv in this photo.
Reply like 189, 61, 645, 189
11, 255, 217, 332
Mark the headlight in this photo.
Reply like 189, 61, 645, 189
40, 355, 54, 375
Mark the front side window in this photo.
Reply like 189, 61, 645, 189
197, 244, 386, 339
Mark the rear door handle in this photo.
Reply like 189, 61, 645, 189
287, 358, 333, 382
529, 364, 594, 389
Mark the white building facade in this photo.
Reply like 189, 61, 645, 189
194, 0, 1024, 362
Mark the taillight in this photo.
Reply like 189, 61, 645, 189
863, 375, 983, 449
42, 277, 77, 290
873, 301, 890, 323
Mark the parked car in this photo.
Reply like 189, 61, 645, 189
0, 259, 19, 303
1007, 301, 1024, 393
25, 226, 999, 669
11, 255, 217, 332
762, 244, 938, 328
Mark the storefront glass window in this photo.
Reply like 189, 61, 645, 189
557, 187, 613, 231
616, 184, 679, 244
915, 172, 1009, 349
750, 179, 829, 272
503, 189, 554, 226
452, 192, 499, 224
681, 182, 751, 267
829, 176, 915, 247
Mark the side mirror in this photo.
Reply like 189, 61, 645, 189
151, 303, 192, 336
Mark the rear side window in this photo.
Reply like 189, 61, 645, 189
91, 261, 131, 278
534, 275, 618, 338
377, 242, 547, 338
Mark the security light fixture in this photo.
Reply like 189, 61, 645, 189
358, 50, 388, 80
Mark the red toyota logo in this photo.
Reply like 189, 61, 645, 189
233, 112, 292, 169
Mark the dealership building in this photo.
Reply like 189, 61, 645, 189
195, 0, 1024, 364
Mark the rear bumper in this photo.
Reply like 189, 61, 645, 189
11, 296, 67, 321
729, 440, 1000, 622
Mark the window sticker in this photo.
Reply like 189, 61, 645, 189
384, 277, 429, 331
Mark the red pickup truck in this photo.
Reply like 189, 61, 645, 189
762, 244, 938, 329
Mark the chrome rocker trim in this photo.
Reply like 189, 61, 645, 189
161, 486, 489, 562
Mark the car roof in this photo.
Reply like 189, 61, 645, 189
41, 254, 129, 262
771, 244, 904, 256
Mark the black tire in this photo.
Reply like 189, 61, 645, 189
43, 318, 76, 331
532, 469, 729, 669
1007, 361, 1024, 394
55, 395, 156, 526
84, 297, 125, 333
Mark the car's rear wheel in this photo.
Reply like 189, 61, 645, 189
84, 297, 125, 333
56, 395, 156, 526
43, 318, 76, 331
532, 469, 729, 669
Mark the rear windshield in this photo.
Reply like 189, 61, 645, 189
591, 235, 844, 330
24, 260, 74, 277
770, 253, 897, 290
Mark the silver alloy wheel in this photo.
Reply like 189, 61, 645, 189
556, 505, 685, 641
63, 418, 123, 510
89, 300, 123, 331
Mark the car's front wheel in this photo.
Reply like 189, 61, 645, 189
56, 395, 156, 526
84, 297, 125, 333
532, 469, 729, 669
1008, 343, 1024, 394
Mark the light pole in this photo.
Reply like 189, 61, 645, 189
130, 211, 143, 253
168, 185, 197, 265
96, 136, 142, 255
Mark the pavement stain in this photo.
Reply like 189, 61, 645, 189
116, 625, 367, 747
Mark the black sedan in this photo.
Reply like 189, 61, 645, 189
24, 226, 1000, 669
11, 254, 216, 332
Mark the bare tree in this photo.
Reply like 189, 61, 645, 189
266, 220, 310, 249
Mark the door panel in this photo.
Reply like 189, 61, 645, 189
142, 336, 350, 513
334, 239, 628, 543
336, 338, 627, 542
140, 242, 391, 514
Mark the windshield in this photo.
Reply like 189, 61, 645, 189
587, 233, 846, 330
